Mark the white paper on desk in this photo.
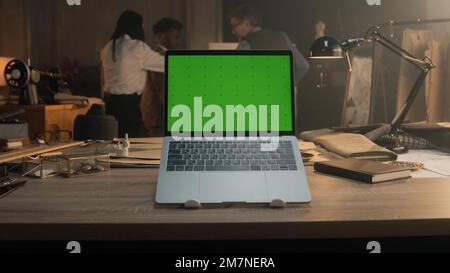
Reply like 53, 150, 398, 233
299, 141, 317, 151
408, 169, 447, 178
398, 149, 450, 177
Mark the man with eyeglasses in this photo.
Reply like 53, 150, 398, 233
228, 4, 310, 129
228, 4, 310, 84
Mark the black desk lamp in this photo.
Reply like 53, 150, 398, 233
309, 19, 450, 152
309, 36, 355, 71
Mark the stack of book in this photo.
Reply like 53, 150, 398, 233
0, 95, 7, 106
0, 95, 20, 106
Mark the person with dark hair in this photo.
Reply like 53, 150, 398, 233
228, 4, 310, 83
100, 10, 164, 137
228, 4, 309, 127
139, 17, 184, 136
152, 17, 184, 52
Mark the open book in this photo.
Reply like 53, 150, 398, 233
300, 129, 398, 161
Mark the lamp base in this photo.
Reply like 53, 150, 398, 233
385, 143, 409, 155
374, 131, 432, 154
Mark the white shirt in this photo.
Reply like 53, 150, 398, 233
101, 35, 164, 95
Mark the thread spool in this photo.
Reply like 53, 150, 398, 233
116, 133, 131, 157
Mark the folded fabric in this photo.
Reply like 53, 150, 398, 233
54, 92, 103, 107
57, 100, 86, 106
54, 92, 88, 102
300, 129, 398, 161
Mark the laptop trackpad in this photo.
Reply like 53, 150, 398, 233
199, 173, 269, 203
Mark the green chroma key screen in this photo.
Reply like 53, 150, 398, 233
167, 54, 293, 132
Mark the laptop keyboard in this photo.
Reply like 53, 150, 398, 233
166, 140, 298, 172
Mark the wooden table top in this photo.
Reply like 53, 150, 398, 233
1, 138, 450, 241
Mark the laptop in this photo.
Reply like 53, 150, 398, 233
156, 50, 311, 208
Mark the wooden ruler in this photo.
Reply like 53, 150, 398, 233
0, 141, 84, 164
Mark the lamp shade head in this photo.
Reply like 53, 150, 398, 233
309, 36, 344, 59
0, 57, 14, 87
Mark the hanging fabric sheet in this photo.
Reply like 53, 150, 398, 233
396, 29, 432, 122
342, 55, 373, 126
424, 39, 447, 123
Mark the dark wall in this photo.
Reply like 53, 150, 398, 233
223, 0, 428, 132
0, 0, 189, 98
224, 0, 427, 56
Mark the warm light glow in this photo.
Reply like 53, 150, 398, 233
309, 56, 344, 59
0, 57, 14, 87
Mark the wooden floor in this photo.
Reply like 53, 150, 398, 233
1, 165, 450, 241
